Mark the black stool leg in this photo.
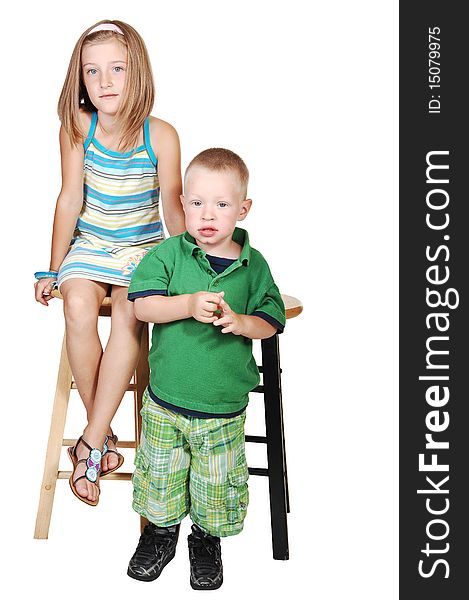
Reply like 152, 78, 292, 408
261, 334, 289, 560
280, 398, 291, 514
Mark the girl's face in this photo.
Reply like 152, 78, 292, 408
81, 39, 128, 116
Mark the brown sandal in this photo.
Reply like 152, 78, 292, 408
68, 437, 102, 507
100, 433, 125, 477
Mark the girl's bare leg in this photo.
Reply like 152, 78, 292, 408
74, 285, 144, 502
61, 279, 109, 417
61, 279, 109, 501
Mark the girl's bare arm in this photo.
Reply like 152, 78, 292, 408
151, 118, 185, 236
35, 126, 84, 305
49, 126, 85, 271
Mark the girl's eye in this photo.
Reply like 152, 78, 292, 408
87, 68, 97, 75
113, 66, 124, 73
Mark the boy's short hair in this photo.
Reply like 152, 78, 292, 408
185, 148, 249, 199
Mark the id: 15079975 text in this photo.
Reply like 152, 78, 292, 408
428, 26, 441, 114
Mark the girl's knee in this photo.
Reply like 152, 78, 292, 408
110, 294, 141, 332
63, 293, 99, 327
61, 280, 106, 327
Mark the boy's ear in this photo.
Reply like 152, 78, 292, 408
180, 194, 185, 206
238, 198, 252, 221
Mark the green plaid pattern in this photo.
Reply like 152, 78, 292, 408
132, 389, 249, 537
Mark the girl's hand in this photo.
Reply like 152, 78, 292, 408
213, 293, 244, 335
189, 291, 224, 323
34, 278, 56, 306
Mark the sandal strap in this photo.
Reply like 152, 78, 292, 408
102, 434, 118, 456
71, 435, 93, 458
72, 442, 103, 483
73, 474, 100, 493
77, 436, 93, 452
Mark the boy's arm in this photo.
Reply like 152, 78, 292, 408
213, 294, 277, 340
134, 292, 223, 324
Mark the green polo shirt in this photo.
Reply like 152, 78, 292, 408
128, 228, 285, 415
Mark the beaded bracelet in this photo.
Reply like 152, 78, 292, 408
34, 271, 58, 280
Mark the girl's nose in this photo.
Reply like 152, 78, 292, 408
100, 75, 112, 88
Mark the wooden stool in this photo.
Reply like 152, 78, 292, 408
34, 291, 302, 561
34, 291, 149, 539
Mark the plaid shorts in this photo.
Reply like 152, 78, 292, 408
132, 389, 249, 537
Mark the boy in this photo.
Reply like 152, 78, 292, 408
126, 148, 285, 589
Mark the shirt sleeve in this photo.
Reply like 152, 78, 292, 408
252, 282, 286, 333
127, 246, 172, 302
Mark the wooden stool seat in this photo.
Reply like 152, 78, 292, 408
34, 291, 302, 561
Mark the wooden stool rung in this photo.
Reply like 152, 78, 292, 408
57, 471, 132, 481
71, 382, 137, 392
62, 439, 137, 449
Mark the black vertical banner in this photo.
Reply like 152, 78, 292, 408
400, 3, 467, 597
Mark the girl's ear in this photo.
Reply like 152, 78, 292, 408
238, 198, 252, 221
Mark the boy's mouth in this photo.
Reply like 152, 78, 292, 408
198, 227, 217, 237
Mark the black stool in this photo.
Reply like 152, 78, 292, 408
248, 295, 302, 560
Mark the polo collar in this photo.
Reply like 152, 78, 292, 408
182, 227, 251, 266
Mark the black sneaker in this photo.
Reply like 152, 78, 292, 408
127, 523, 180, 582
187, 524, 223, 590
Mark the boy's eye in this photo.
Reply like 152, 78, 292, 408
218, 202, 228, 208
191, 200, 202, 206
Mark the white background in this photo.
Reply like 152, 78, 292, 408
1, 1, 397, 598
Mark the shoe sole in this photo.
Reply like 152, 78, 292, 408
127, 548, 176, 582
190, 576, 223, 590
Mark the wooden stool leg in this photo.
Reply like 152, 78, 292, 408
34, 333, 72, 539
134, 323, 150, 533
261, 334, 289, 560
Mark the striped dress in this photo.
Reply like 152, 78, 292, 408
57, 112, 164, 289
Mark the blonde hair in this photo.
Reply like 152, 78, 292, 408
58, 19, 155, 151
185, 148, 249, 198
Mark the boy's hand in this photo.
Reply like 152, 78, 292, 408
212, 292, 244, 335
189, 291, 224, 323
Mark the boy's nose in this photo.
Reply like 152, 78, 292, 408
201, 209, 215, 220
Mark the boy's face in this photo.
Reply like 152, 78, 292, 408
181, 166, 251, 255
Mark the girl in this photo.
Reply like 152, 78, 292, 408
34, 20, 185, 506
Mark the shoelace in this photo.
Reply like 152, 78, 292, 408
136, 525, 174, 559
189, 531, 221, 576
